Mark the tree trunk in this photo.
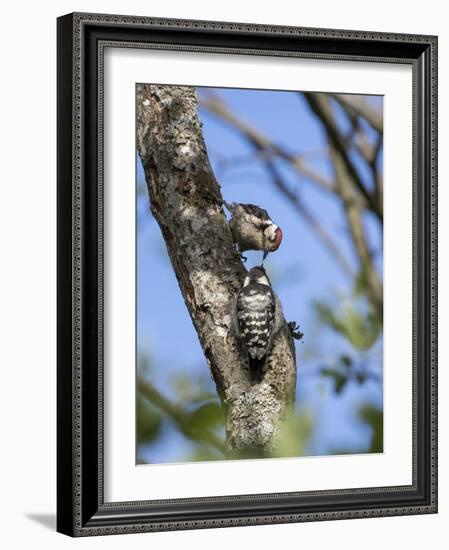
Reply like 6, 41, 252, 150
136, 84, 297, 457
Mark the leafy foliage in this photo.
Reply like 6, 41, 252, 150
275, 411, 313, 457
315, 297, 382, 351
136, 394, 162, 444
184, 402, 224, 433
360, 405, 383, 453
321, 364, 350, 394
137, 358, 226, 461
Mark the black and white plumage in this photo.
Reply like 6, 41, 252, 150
225, 202, 283, 262
233, 266, 284, 378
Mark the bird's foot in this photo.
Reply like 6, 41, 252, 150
240, 253, 248, 263
287, 321, 304, 341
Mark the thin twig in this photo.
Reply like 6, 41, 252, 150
331, 93, 383, 133
199, 96, 335, 195
303, 92, 383, 221
263, 160, 354, 278
199, 95, 353, 277
313, 94, 383, 310
330, 95, 384, 205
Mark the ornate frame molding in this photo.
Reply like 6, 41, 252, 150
57, 12, 437, 536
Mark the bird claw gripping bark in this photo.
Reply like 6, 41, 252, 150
287, 321, 304, 341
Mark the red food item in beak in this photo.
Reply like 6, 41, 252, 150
273, 227, 283, 249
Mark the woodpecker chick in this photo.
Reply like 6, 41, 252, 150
225, 202, 283, 262
233, 266, 284, 381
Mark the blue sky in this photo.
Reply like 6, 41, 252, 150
137, 87, 383, 463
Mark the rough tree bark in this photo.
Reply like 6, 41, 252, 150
136, 84, 297, 457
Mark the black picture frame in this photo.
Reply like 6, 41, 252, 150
57, 12, 438, 536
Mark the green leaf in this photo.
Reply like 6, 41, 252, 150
359, 405, 383, 453
354, 262, 371, 297
185, 401, 224, 433
171, 372, 216, 404
274, 411, 313, 457
314, 299, 382, 351
136, 393, 162, 444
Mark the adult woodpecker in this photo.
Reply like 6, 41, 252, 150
224, 202, 283, 262
233, 266, 284, 380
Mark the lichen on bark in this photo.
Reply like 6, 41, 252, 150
136, 84, 297, 457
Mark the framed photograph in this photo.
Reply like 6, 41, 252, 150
57, 12, 438, 536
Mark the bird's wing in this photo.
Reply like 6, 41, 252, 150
240, 203, 271, 222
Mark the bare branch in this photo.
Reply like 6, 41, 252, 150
331, 93, 383, 133
263, 160, 355, 278
200, 94, 355, 277
333, 148, 383, 310
329, 94, 384, 206
199, 95, 335, 195
311, 94, 383, 310
303, 92, 383, 221
370, 133, 384, 209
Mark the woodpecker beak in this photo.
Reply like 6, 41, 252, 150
262, 250, 269, 262
273, 227, 283, 250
